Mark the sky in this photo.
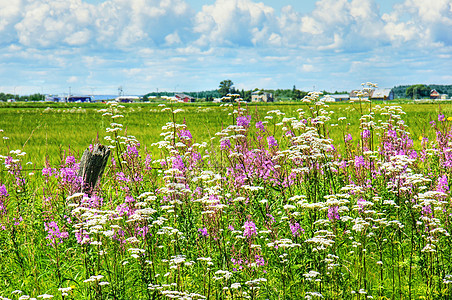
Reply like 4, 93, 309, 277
0, 0, 451, 96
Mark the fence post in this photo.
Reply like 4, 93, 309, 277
78, 144, 110, 195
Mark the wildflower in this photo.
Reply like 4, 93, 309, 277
290, 222, 304, 237
243, 220, 257, 238
0, 185, 8, 197
237, 115, 251, 128
255, 121, 265, 132
198, 227, 209, 237
44, 221, 69, 246
267, 136, 278, 148
438, 114, 446, 122
220, 139, 231, 150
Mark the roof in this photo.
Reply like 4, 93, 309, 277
116, 96, 140, 100
326, 94, 350, 98
371, 88, 392, 98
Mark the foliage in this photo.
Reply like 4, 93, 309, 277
1, 92, 452, 298
392, 84, 452, 99
406, 84, 430, 99
218, 80, 234, 97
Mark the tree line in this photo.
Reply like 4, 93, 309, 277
392, 84, 452, 99
0, 93, 45, 102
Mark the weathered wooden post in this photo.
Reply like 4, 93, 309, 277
78, 144, 110, 195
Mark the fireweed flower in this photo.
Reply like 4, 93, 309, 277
243, 221, 257, 238
361, 129, 370, 139
267, 136, 278, 148
236, 115, 251, 128
345, 133, 352, 141
44, 221, 69, 246
255, 121, 266, 132
198, 227, 209, 237
290, 222, 304, 237
0, 184, 8, 197
438, 114, 446, 122
220, 139, 231, 150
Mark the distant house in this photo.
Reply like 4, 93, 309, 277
350, 88, 394, 101
175, 93, 195, 102
430, 89, 440, 99
251, 91, 274, 102
67, 96, 92, 102
116, 96, 140, 103
370, 89, 394, 100
324, 94, 350, 102
440, 94, 449, 100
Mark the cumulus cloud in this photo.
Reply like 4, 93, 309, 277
194, 0, 277, 47
384, 0, 452, 46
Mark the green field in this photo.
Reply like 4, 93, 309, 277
2, 98, 452, 298
1, 100, 449, 167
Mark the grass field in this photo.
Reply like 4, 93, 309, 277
1, 100, 449, 167
1, 97, 452, 299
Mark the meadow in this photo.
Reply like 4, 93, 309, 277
1, 92, 452, 299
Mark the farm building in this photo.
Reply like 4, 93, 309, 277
116, 96, 140, 103
175, 93, 195, 102
66, 96, 92, 102
350, 88, 394, 101
370, 89, 394, 100
430, 89, 440, 99
251, 91, 274, 102
323, 94, 350, 102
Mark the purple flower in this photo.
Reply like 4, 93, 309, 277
178, 129, 192, 140
228, 225, 235, 231
198, 227, 209, 237
345, 134, 353, 142
65, 156, 76, 165
237, 115, 251, 128
361, 129, 370, 139
289, 222, 304, 237
255, 121, 265, 132
438, 114, 446, 122
267, 136, 278, 148
44, 221, 69, 246
243, 220, 257, 238
436, 175, 449, 194
0, 185, 8, 197
172, 155, 185, 171
220, 139, 231, 150
327, 206, 340, 221
127, 145, 139, 157
354, 156, 365, 168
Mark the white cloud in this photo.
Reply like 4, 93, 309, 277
384, 0, 452, 46
194, 0, 277, 46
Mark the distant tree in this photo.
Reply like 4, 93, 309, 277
406, 84, 430, 99
218, 80, 234, 97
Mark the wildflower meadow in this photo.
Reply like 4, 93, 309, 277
1, 86, 452, 299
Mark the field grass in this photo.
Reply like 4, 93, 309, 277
1, 98, 452, 299
1, 100, 449, 167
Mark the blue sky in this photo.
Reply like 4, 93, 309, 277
0, 0, 451, 96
